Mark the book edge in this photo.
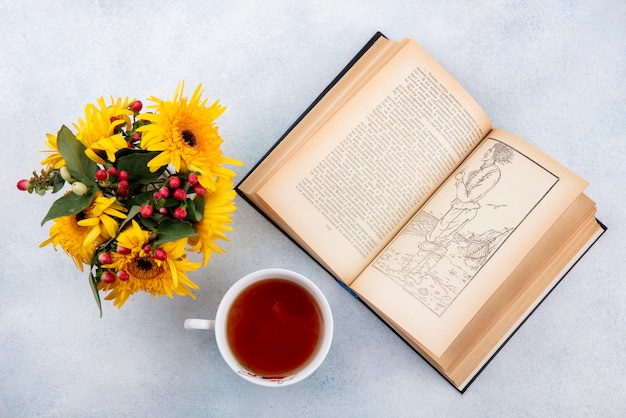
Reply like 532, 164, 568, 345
455, 218, 606, 392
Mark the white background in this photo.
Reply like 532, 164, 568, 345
1, 1, 624, 416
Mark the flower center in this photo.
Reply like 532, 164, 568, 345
127, 256, 163, 280
137, 258, 154, 270
181, 129, 196, 147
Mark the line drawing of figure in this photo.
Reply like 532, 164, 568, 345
405, 142, 514, 277
371, 139, 558, 315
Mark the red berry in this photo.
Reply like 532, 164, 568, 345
118, 180, 129, 190
159, 207, 168, 215
117, 187, 129, 197
168, 176, 181, 189
117, 170, 129, 181
187, 173, 198, 186
173, 188, 187, 201
140, 205, 153, 218
173, 207, 187, 220
101, 271, 116, 283
152, 191, 161, 200
107, 166, 117, 176
109, 116, 119, 123
143, 245, 151, 253
154, 249, 167, 261
193, 184, 206, 196
117, 246, 131, 255
96, 169, 108, 181
131, 131, 141, 141
17, 179, 29, 191
117, 270, 129, 281
131, 100, 143, 112
158, 186, 170, 198
98, 252, 113, 264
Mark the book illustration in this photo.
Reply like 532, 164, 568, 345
372, 139, 558, 316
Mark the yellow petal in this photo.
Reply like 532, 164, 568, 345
103, 208, 127, 219
166, 258, 179, 288
147, 151, 172, 172
100, 215, 119, 238
84, 148, 105, 165
77, 218, 100, 227
82, 225, 101, 246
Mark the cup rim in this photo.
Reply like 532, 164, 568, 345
214, 268, 333, 387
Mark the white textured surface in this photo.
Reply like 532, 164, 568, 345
1, 1, 625, 416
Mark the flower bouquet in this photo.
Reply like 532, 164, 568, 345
17, 82, 241, 315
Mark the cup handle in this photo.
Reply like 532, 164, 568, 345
184, 318, 215, 331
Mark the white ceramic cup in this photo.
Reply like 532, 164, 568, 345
184, 268, 333, 387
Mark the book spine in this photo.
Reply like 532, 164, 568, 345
334, 278, 359, 299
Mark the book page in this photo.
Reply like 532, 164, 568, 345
256, 39, 492, 283
351, 129, 589, 356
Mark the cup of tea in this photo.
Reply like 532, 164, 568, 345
184, 268, 333, 386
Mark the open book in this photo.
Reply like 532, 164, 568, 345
236, 33, 605, 391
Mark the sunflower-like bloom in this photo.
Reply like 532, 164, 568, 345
99, 220, 200, 308
40, 133, 66, 169
138, 82, 241, 191
73, 97, 133, 165
40, 212, 103, 272
76, 192, 127, 246
188, 176, 237, 266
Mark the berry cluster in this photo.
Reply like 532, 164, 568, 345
97, 252, 126, 283
88, 169, 207, 287
139, 172, 206, 221
91, 166, 131, 196
16, 168, 61, 195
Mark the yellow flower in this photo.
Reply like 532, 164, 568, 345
138, 82, 241, 191
99, 220, 200, 308
188, 176, 237, 266
40, 133, 66, 169
40, 214, 103, 273
76, 192, 127, 246
73, 97, 133, 165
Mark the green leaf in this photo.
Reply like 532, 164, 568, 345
154, 218, 197, 245
161, 196, 181, 208
56, 125, 97, 185
52, 172, 65, 193
138, 216, 158, 230
115, 149, 167, 184
41, 188, 97, 225
117, 205, 142, 232
187, 196, 204, 222
194, 196, 204, 221
88, 271, 103, 318
124, 190, 155, 209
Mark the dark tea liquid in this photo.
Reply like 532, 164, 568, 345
226, 279, 323, 376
